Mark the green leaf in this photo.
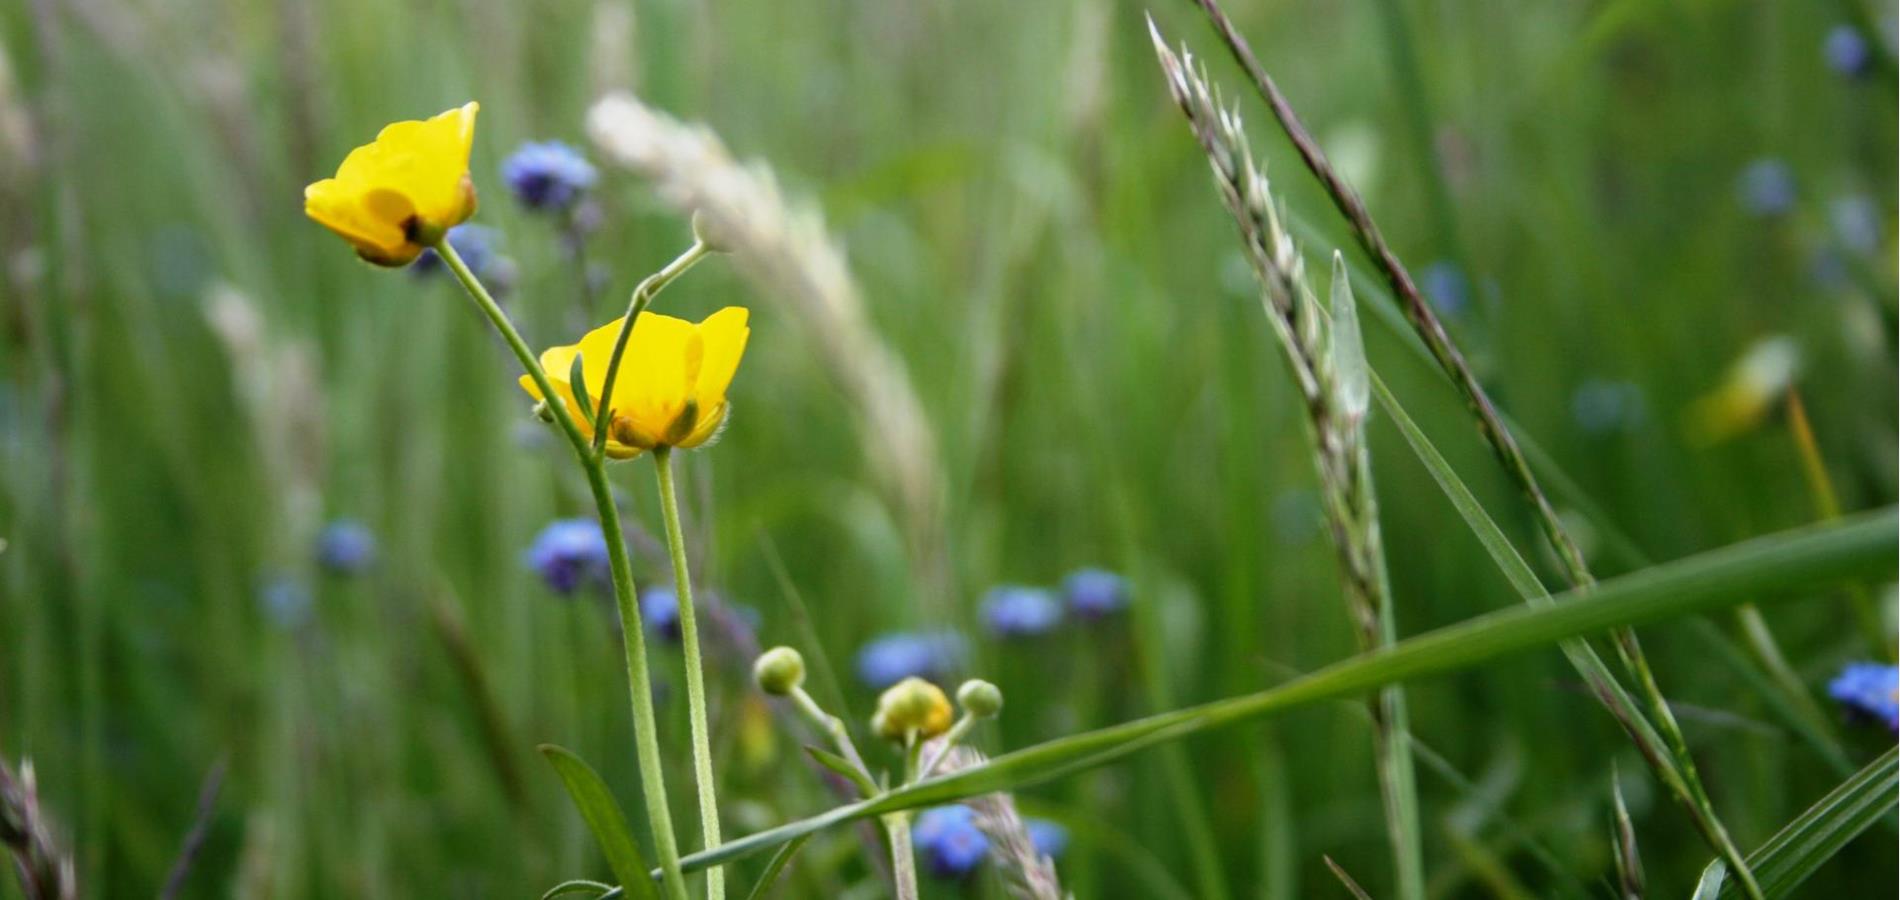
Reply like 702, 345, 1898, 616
620, 511, 1895, 880
540, 744, 660, 900
569, 352, 596, 423
543, 880, 615, 899
741, 834, 811, 900
1696, 746, 1899, 899
801, 746, 876, 797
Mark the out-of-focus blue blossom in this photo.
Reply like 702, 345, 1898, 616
1570, 379, 1648, 436
1027, 819, 1069, 858
913, 805, 990, 879
1737, 159, 1796, 217
1830, 194, 1883, 254
260, 577, 313, 630
1827, 662, 1898, 731
315, 519, 377, 575
855, 631, 966, 689
1421, 260, 1469, 316
501, 141, 599, 212
1063, 568, 1129, 620
1810, 248, 1850, 290
525, 518, 612, 596
640, 586, 682, 641
1824, 25, 1872, 78
981, 586, 1063, 638
411, 225, 516, 293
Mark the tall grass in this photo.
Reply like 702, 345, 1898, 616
1, 0, 1894, 897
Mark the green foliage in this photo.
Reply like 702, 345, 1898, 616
0, 0, 1893, 896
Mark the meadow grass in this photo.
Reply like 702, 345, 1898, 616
1, 0, 1895, 897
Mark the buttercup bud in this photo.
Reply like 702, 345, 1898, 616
956, 679, 1003, 718
753, 646, 806, 696
872, 676, 954, 741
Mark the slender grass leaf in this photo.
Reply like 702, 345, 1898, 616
540, 745, 660, 900
601, 511, 1896, 886
1698, 746, 1899, 899
741, 834, 811, 900
802, 746, 876, 797
1328, 251, 1369, 420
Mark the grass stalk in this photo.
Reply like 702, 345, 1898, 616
653, 446, 725, 900
1182, 3, 1763, 894
435, 240, 690, 900
1148, 27, 1424, 897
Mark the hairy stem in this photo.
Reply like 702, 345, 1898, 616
435, 240, 690, 900
654, 446, 724, 899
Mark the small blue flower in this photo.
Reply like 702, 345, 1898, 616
1570, 379, 1647, 436
913, 805, 990, 879
981, 586, 1063, 638
525, 518, 612, 596
1738, 159, 1796, 217
1420, 260, 1469, 316
315, 519, 377, 575
1062, 568, 1129, 620
259, 576, 313, 630
1026, 819, 1069, 859
1825, 25, 1872, 78
855, 631, 966, 690
640, 586, 682, 641
501, 141, 599, 212
1830, 194, 1883, 254
1827, 662, 1899, 732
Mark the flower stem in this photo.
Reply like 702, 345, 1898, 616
592, 241, 714, 458
882, 813, 921, 900
653, 446, 724, 900
434, 239, 690, 900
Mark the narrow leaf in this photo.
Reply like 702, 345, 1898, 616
1710, 746, 1899, 898
540, 744, 660, 900
569, 352, 597, 423
741, 834, 812, 900
614, 511, 1894, 881
801, 746, 877, 797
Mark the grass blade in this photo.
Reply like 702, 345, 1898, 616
540, 745, 661, 900
598, 511, 1895, 888
1702, 746, 1899, 899
741, 834, 811, 900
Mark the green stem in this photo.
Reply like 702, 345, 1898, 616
435, 239, 690, 900
882, 813, 921, 900
654, 446, 724, 900
592, 241, 713, 458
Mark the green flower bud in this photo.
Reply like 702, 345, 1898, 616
956, 679, 1003, 718
753, 646, 806, 696
872, 677, 953, 741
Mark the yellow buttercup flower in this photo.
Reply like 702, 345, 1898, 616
305, 102, 480, 266
520, 308, 750, 458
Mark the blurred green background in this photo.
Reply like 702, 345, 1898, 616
1, 0, 1894, 896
